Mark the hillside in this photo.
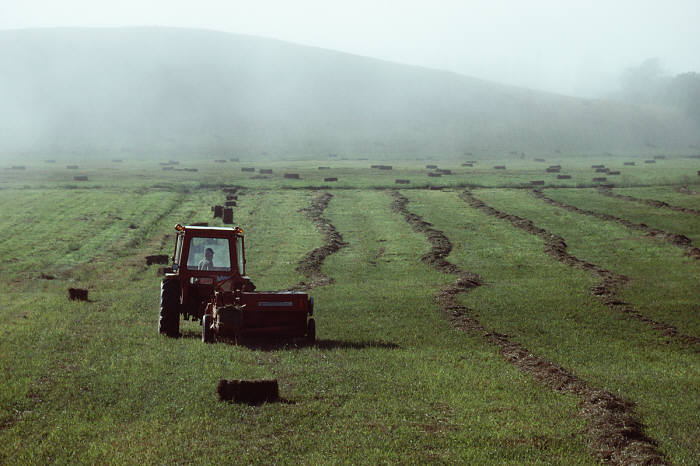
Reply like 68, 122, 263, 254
0, 27, 697, 159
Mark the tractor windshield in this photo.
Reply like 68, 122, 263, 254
186, 237, 231, 271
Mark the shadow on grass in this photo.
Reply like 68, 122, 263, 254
178, 330, 399, 351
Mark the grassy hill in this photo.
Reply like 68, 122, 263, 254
0, 27, 698, 159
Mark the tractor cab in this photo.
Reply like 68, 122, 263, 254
169, 224, 255, 320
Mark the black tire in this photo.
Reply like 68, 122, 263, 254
158, 277, 180, 337
202, 314, 215, 343
307, 318, 316, 343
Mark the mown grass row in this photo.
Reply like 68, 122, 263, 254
422, 188, 697, 463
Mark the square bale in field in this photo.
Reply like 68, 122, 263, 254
557, 174, 572, 179
226, 194, 237, 200
184, 168, 198, 172
426, 164, 438, 169
494, 165, 506, 169
593, 177, 608, 182
284, 173, 301, 179
318, 166, 330, 170
595, 168, 609, 173
534, 158, 546, 162
530, 180, 545, 185
68, 288, 88, 301
608, 171, 621, 175
215, 159, 227, 163
241, 167, 255, 172
66, 165, 79, 169
146, 254, 169, 265
428, 172, 442, 177
654, 155, 666, 159
461, 163, 473, 167
217, 379, 279, 404
600, 184, 615, 189
378, 165, 392, 170
259, 169, 273, 174
644, 160, 656, 164
230, 157, 239, 162
162, 166, 174, 171
436, 169, 452, 175
213, 205, 223, 217
591, 164, 605, 169
395, 179, 410, 184
223, 208, 234, 224
370, 164, 380, 168
429, 186, 443, 190
73, 175, 88, 181
624, 162, 636, 166
546, 168, 560, 173
324, 177, 338, 182
225, 201, 236, 207
548, 164, 561, 169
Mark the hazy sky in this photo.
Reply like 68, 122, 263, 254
2, 0, 699, 97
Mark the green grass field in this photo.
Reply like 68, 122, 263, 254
0, 156, 698, 464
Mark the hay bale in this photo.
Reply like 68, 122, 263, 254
213, 205, 223, 218
230, 157, 239, 162
68, 288, 88, 301
146, 254, 169, 266
428, 172, 442, 177
429, 186, 443, 190
370, 165, 380, 169
259, 169, 273, 174
595, 168, 609, 173
10, 166, 26, 170
461, 163, 473, 167
426, 164, 438, 169
73, 175, 88, 181
436, 169, 452, 175
654, 155, 666, 159
226, 194, 238, 200
225, 201, 237, 207
168, 161, 179, 165
600, 184, 615, 189
608, 171, 621, 175
318, 166, 330, 170
395, 179, 410, 184
215, 159, 227, 163
494, 165, 506, 170
557, 175, 572, 179
591, 164, 605, 169
534, 158, 546, 162
223, 208, 233, 224
530, 180, 545, 185
284, 173, 300, 179
379, 165, 392, 170
162, 166, 174, 171
241, 167, 255, 172
593, 177, 607, 182
66, 165, 79, 169
546, 168, 560, 173
217, 379, 279, 404
644, 160, 656, 164
324, 177, 338, 182
184, 168, 198, 172
624, 162, 636, 166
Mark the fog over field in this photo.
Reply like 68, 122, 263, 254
0, 1, 699, 158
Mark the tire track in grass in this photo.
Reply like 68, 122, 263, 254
597, 188, 700, 217
532, 189, 700, 260
288, 191, 348, 290
389, 190, 666, 465
461, 190, 698, 346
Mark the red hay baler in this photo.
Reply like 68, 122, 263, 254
158, 224, 315, 343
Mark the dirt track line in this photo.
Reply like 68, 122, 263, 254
288, 191, 347, 291
389, 190, 666, 465
598, 188, 700, 217
532, 189, 700, 261
463, 190, 699, 346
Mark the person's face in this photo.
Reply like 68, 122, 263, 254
205, 249, 214, 260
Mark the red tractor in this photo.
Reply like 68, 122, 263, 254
158, 224, 315, 343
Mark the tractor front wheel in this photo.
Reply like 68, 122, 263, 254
307, 318, 316, 343
158, 277, 180, 337
202, 314, 215, 343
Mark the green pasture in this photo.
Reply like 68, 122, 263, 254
0, 157, 698, 463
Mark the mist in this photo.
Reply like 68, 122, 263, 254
1, 1, 699, 159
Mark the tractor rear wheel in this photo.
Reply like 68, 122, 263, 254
158, 277, 180, 337
307, 318, 316, 343
202, 314, 215, 343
